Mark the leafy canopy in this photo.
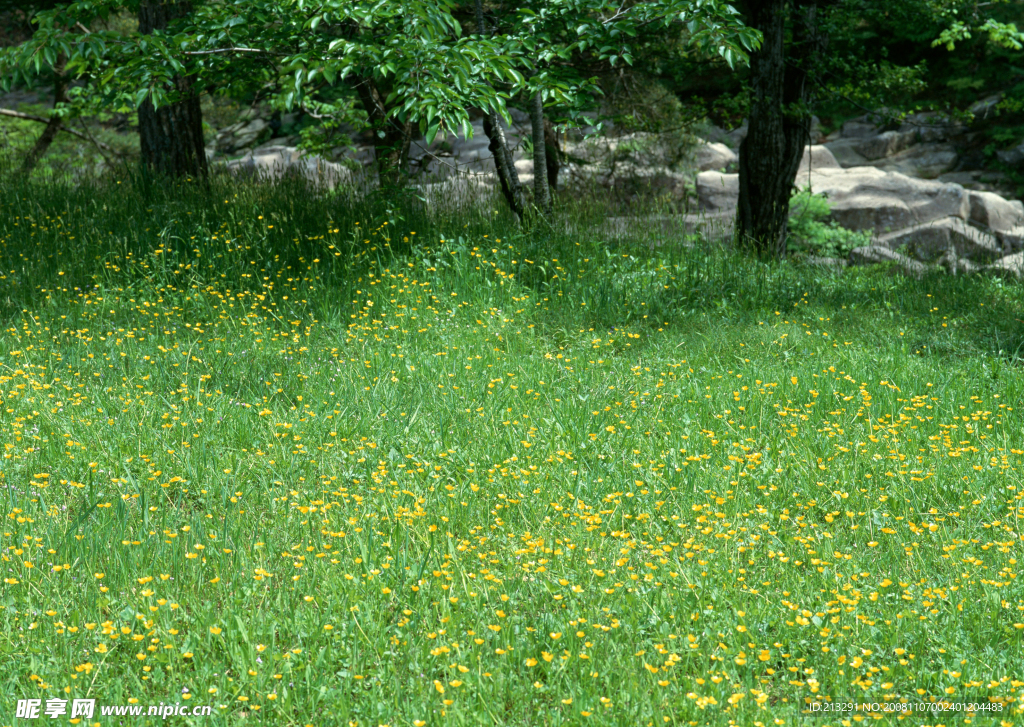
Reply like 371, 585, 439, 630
1, 0, 760, 146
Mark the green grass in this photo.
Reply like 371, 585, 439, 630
1, 156, 1024, 727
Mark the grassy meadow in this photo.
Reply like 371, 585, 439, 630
1, 160, 1024, 727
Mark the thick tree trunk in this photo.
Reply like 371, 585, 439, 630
475, 0, 525, 222
543, 117, 560, 191
354, 76, 413, 188
530, 89, 551, 214
137, 0, 208, 181
18, 55, 65, 177
737, 0, 821, 259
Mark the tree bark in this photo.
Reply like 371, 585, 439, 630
482, 112, 527, 221
530, 88, 551, 214
137, 0, 208, 182
475, 0, 525, 222
543, 117, 560, 191
736, 0, 822, 259
18, 54, 65, 177
353, 75, 413, 188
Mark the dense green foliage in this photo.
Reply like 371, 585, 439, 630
786, 190, 874, 259
0, 0, 759, 152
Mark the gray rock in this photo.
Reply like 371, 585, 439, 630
696, 123, 732, 146
870, 143, 959, 179
686, 211, 735, 241
689, 141, 738, 171
696, 170, 739, 212
969, 95, 1002, 122
725, 120, 748, 149
898, 112, 964, 143
513, 159, 534, 175
508, 107, 531, 125
608, 166, 691, 204
848, 245, 929, 278
417, 175, 498, 208
997, 141, 1024, 166
984, 252, 1024, 279
840, 120, 879, 139
215, 145, 357, 189
874, 217, 1002, 263
600, 213, 732, 242
694, 161, 1024, 257
996, 227, 1024, 253
937, 170, 1014, 197
802, 255, 848, 269
809, 116, 824, 144
215, 118, 269, 153
794, 145, 841, 185
823, 138, 871, 168
968, 190, 1024, 233
936, 249, 981, 276
807, 167, 969, 234
854, 130, 917, 161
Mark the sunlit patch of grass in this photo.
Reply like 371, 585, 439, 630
1, 156, 1023, 725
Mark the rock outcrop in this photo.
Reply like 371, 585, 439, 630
198, 98, 1024, 278
691, 144, 1024, 277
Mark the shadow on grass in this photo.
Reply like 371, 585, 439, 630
2, 150, 1022, 366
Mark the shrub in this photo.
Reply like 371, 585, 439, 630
787, 188, 873, 258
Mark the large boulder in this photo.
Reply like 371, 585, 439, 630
688, 141, 738, 171
565, 132, 681, 168
215, 145, 357, 189
873, 217, 1002, 263
823, 137, 871, 167
794, 145, 841, 183
807, 167, 969, 234
854, 130, 917, 161
968, 190, 1024, 233
869, 143, 959, 179
898, 112, 965, 143
698, 165, 973, 235
696, 170, 739, 212
840, 119, 880, 139
215, 118, 270, 154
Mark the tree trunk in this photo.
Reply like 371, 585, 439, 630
736, 0, 821, 259
18, 54, 65, 177
482, 112, 527, 222
530, 89, 551, 214
475, 0, 525, 222
137, 0, 208, 182
543, 117, 560, 191
353, 76, 413, 188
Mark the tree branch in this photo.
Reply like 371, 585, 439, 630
0, 108, 115, 150
183, 46, 282, 56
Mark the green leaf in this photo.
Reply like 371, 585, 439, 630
425, 121, 441, 145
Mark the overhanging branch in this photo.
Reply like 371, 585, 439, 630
0, 107, 116, 151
